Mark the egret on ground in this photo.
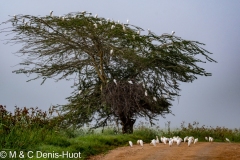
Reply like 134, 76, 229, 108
129, 141, 133, 147
150, 139, 156, 146
188, 138, 193, 147
194, 138, 198, 144
226, 138, 230, 143
156, 136, 159, 143
176, 138, 181, 146
205, 137, 208, 141
169, 139, 173, 147
209, 137, 214, 142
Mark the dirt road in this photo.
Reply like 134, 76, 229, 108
89, 142, 240, 160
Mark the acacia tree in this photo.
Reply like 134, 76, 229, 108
1, 11, 216, 133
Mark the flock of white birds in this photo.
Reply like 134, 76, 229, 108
128, 136, 231, 148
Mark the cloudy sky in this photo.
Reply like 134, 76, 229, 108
1, 1, 240, 129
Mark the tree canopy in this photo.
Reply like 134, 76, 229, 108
0, 11, 216, 133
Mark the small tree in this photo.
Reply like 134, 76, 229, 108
0, 11, 216, 133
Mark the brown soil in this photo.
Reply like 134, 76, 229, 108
89, 142, 240, 160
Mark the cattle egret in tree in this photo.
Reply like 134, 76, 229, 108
194, 138, 198, 144
153, 97, 157, 101
129, 141, 133, 147
132, 35, 135, 39
171, 31, 175, 35
93, 23, 97, 28
111, 25, 115, 29
110, 49, 113, 54
113, 79, 117, 85
78, 90, 82, 94
22, 18, 25, 23
14, 15, 16, 20
226, 138, 230, 143
99, 21, 102, 25
148, 29, 151, 34
127, 19, 129, 24
145, 90, 148, 96
95, 14, 98, 18
137, 30, 140, 35
128, 80, 133, 84
62, 17, 65, 21
122, 24, 126, 32
50, 10, 53, 17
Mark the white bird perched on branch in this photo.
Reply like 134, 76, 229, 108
122, 24, 126, 32
111, 25, 115, 29
78, 90, 82, 94
137, 30, 140, 35
132, 35, 135, 40
145, 90, 148, 96
22, 18, 25, 23
171, 31, 175, 35
226, 138, 230, 143
50, 10, 53, 17
148, 29, 151, 34
129, 141, 133, 147
98, 21, 102, 25
113, 79, 117, 85
93, 23, 97, 28
153, 97, 157, 101
95, 14, 98, 18
194, 138, 198, 144
62, 16, 65, 21
127, 19, 129, 24
128, 80, 133, 84
110, 49, 113, 55
14, 14, 16, 20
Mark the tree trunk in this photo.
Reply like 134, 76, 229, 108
120, 118, 136, 134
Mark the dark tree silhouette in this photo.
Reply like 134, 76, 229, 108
0, 11, 216, 133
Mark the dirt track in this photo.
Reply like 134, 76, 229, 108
89, 142, 240, 160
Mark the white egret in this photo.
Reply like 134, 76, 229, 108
150, 139, 156, 146
110, 49, 113, 54
153, 97, 157, 101
132, 35, 135, 40
137, 30, 140, 35
226, 138, 230, 143
184, 136, 189, 143
176, 138, 181, 146
64, 30, 67, 34
209, 137, 214, 142
78, 90, 82, 94
139, 140, 143, 147
111, 25, 115, 29
62, 17, 65, 21
171, 31, 175, 35
194, 138, 198, 144
145, 90, 148, 96
205, 137, 208, 141
129, 141, 133, 147
188, 138, 192, 147
148, 29, 151, 34
24, 22, 28, 26
128, 80, 133, 84
50, 10, 53, 17
22, 18, 25, 23
117, 20, 120, 24
169, 139, 173, 147
127, 19, 129, 24
113, 79, 117, 85
98, 21, 102, 25
93, 23, 97, 28
156, 136, 159, 143
137, 140, 140, 144
95, 14, 98, 18
14, 15, 16, 20
122, 24, 126, 32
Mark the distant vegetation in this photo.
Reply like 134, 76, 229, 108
0, 105, 239, 159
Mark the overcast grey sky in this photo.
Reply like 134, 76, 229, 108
1, 1, 240, 129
